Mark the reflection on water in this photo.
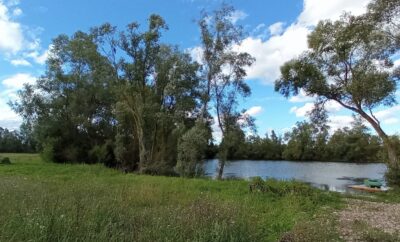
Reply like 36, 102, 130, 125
204, 159, 387, 193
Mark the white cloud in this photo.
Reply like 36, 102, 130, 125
289, 89, 315, 103
5, 0, 20, 7
326, 105, 400, 133
290, 100, 342, 119
245, 106, 263, 116
10, 58, 31, 66
237, 24, 310, 83
328, 115, 354, 131
268, 22, 285, 36
384, 118, 399, 125
27, 46, 50, 65
229, 10, 247, 24
0, 72, 37, 130
0, 1, 23, 54
2, 73, 36, 89
298, 0, 370, 26
0, 1, 47, 65
290, 102, 314, 117
237, 0, 371, 84
375, 105, 400, 121
211, 116, 222, 143
12, 7, 21, 16
325, 100, 342, 113
0, 103, 21, 130
187, 46, 203, 64
251, 23, 268, 39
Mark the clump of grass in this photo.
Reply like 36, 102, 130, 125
350, 220, 400, 242
0, 156, 11, 164
279, 209, 342, 242
249, 176, 314, 196
249, 177, 339, 204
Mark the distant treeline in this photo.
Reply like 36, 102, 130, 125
2, 116, 388, 163
0, 126, 35, 153
214, 117, 388, 163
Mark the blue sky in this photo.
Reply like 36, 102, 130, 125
0, 0, 399, 139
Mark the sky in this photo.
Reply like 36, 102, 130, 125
0, 0, 399, 139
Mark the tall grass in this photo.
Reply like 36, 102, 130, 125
0, 153, 340, 241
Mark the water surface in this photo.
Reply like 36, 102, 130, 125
204, 159, 387, 193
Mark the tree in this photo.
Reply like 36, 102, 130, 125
12, 30, 117, 163
176, 122, 209, 177
198, 5, 254, 179
327, 115, 382, 162
11, 16, 202, 175
275, 3, 399, 181
283, 121, 316, 161
116, 16, 201, 173
0, 127, 34, 153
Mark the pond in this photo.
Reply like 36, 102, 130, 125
204, 159, 387, 193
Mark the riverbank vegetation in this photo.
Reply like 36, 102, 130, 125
5, 0, 400, 184
218, 115, 388, 163
0, 153, 341, 241
0, 116, 393, 163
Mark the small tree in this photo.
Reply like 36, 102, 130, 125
275, 4, 399, 183
176, 122, 209, 177
198, 5, 255, 179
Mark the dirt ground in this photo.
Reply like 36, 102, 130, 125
338, 199, 400, 241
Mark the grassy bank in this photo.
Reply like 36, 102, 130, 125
0, 153, 340, 241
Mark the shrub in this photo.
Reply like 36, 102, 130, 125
40, 139, 56, 163
176, 122, 209, 177
249, 177, 315, 196
0, 157, 11, 164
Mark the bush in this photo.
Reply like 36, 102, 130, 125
249, 177, 314, 196
176, 122, 209, 177
0, 157, 11, 165
88, 140, 115, 165
385, 165, 400, 187
40, 139, 56, 163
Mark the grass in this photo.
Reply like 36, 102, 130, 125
349, 220, 400, 242
0, 153, 341, 241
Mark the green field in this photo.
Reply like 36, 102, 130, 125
0, 153, 341, 241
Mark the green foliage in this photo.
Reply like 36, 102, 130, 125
0, 157, 11, 164
176, 123, 209, 177
282, 118, 383, 162
230, 131, 284, 160
275, 0, 399, 172
0, 126, 35, 153
283, 121, 317, 161
215, 116, 383, 163
198, 5, 254, 178
249, 177, 316, 197
88, 140, 115, 166
40, 138, 56, 163
11, 13, 203, 175
328, 120, 382, 162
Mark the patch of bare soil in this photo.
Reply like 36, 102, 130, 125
338, 199, 400, 241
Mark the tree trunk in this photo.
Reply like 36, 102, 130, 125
137, 126, 148, 173
217, 159, 225, 180
358, 110, 398, 169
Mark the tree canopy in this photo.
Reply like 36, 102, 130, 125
275, 0, 400, 180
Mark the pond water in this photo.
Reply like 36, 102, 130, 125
204, 159, 387, 193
